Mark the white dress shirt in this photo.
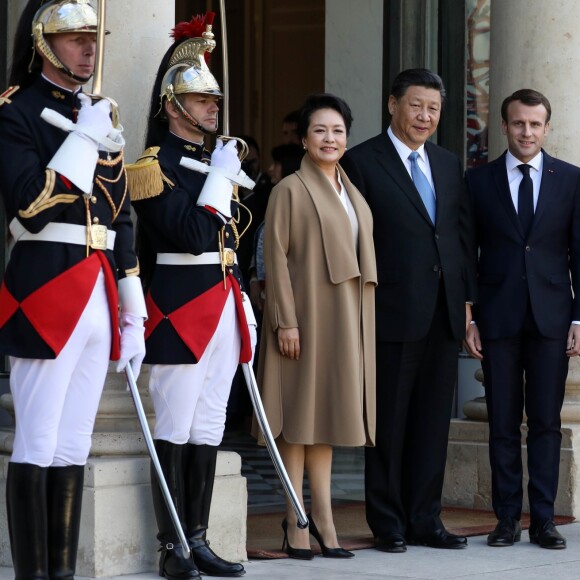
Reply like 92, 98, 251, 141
505, 149, 543, 212
387, 126, 436, 194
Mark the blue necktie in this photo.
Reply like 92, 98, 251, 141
409, 151, 436, 224
518, 164, 534, 238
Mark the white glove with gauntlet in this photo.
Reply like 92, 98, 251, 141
116, 276, 147, 380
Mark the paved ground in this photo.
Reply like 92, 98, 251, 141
1, 522, 579, 580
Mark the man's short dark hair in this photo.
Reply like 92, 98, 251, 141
500, 89, 552, 123
297, 93, 353, 139
390, 68, 446, 102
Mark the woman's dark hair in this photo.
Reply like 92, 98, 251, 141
271, 144, 304, 178
9, 0, 43, 88
297, 93, 353, 139
390, 68, 446, 102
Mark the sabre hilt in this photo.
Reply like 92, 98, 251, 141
218, 135, 249, 162
85, 93, 121, 129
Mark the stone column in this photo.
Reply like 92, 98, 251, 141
0, 2, 248, 576
488, 0, 580, 163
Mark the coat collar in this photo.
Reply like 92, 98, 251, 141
295, 154, 376, 285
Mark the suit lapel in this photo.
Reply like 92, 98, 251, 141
532, 150, 555, 230
373, 135, 433, 226
491, 152, 525, 237
425, 142, 455, 229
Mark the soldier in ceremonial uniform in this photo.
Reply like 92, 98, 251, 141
128, 13, 255, 579
0, 1, 147, 578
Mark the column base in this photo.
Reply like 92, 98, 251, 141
443, 419, 580, 518
0, 451, 247, 577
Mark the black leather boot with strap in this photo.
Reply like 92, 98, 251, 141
151, 440, 200, 580
184, 444, 245, 577
6, 462, 50, 580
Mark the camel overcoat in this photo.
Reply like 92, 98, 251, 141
256, 154, 377, 446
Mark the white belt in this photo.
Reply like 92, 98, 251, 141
156, 251, 238, 266
9, 218, 116, 251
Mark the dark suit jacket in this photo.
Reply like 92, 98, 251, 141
466, 150, 580, 340
343, 132, 476, 343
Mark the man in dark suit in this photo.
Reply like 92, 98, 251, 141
465, 89, 580, 550
343, 69, 476, 552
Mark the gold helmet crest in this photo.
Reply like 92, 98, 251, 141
161, 12, 223, 105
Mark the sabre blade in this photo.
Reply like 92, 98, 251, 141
125, 363, 191, 555
241, 363, 308, 529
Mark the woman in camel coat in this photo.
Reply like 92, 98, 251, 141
256, 93, 377, 559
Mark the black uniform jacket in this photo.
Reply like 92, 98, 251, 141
130, 132, 248, 365
0, 77, 138, 359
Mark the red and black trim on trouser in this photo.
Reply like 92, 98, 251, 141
0, 251, 120, 360
145, 272, 252, 364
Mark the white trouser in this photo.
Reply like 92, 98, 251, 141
150, 290, 241, 446
10, 271, 111, 467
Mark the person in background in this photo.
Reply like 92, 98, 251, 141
281, 109, 301, 145
128, 13, 255, 579
256, 93, 377, 560
248, 143, 304, 313
236, 134, 272, 288
465, 89, 580, 550
0, 1, 146, 578
343, 68, 476, 553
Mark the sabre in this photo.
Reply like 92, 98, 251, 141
179, 145, 307, 528
88, 0, 120, 126
124, 362, 191, 557
242, 363, 308, 529
176, 0, 308, 531
92, 0, 106, 96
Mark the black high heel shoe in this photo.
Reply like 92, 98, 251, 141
308, 514, 354, 558
281, 518, 314, 560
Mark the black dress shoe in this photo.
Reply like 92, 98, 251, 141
408, 529, 467, 549
487, 518, 521, 547
375, 533, 407, 553
529, 520, 567, 550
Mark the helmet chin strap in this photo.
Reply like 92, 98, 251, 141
171, 94, 218, 135
64, 69, 93, 85
34, 37, 93, 85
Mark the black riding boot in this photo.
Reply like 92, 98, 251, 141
185, 444, 245, 577
6, 462, 49, 579
151, 440, 200, 579
47, 465, 84, 580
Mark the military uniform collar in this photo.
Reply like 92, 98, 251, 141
166, 131, 209, 160
37, 75, 80, 108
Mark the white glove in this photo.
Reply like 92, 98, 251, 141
75, 93, 113, 145
116, 313, 146, 380
211, 139, 241, 174
106, 123, 125, 149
